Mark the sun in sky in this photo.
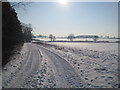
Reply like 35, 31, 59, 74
58, 0, 68, 5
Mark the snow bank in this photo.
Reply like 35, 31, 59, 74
2, 43, 29, 88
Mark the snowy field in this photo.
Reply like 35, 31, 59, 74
49, 42, 118, 55
35, 37, 119, 42
45, 42, 118, 88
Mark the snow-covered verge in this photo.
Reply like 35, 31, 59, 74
2, 44, 27, 88
38, 42, 118, 88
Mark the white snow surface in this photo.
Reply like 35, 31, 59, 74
49, 42, 118, 55
2, 42, 119, 88
43, 42, 119, 88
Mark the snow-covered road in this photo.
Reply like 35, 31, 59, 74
37, 45, 86, 88
2, 43, 86, 88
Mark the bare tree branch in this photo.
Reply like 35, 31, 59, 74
10, 2, 31, 10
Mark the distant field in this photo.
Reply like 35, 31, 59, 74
49, 42, 118, 55
35, 37, 119, 42
34, 37, 118, 54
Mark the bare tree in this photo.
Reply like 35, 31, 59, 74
49, 34, 56, 41
21, 23, 33, 42
10, 1, 31, 10
49, 34, 53, 41
67, 34, 75, 41
93, 35, 99, 42
53, 36, 56, 41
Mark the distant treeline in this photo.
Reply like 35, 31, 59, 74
75, 35, 99, 38
34, 34, 119, 39
2, 2, 33, 67
34, 35, 99, 38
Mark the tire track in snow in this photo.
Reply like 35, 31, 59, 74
37, 45, 87, 88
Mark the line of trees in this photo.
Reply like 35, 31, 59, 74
67, 34, 99, 42
2, 2, 33, 66
48, 34, 99, 42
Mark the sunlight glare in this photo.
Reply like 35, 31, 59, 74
58, 0, 68, 5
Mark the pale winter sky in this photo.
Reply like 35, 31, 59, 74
14, 1, 118, 37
